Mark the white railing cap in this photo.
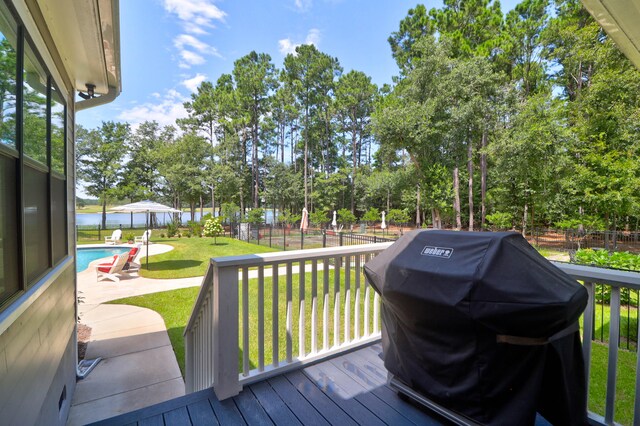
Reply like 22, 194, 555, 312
210, 242, 395, 268
553, 261, 640, 289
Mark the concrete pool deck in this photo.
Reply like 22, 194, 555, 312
69, 243, 201, 425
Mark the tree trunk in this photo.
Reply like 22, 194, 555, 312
200, 195, 203, 219
415, 184, 421, 228
468, 141, 474, 231
102, 200, 107, 229
481, 130, 487, 230
453, 166, 461, 230
432, 208, 441, 229
351, 128, 357, 214
211, 187, 215, 216
522, 203, 528, 237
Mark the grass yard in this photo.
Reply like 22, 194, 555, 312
109, 265, 377, 376
138, 236, 277, 279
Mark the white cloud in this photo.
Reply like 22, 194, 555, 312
180, 50, 206, 66
182, 74, 207, 92
294, 0, 312, 12
163, 0, 226, 33
117, 90, 188, 129
278, 28, 321, 55
164, 1, 225, 68
305, 28, 321, 45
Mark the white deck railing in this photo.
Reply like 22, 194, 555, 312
184, 243, 391, 399
184, 245, 640, 425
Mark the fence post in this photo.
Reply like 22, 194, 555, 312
283, 225, 286, 251
212, 263, 241, 399
257, 223, 260, 245
374, 235, 377, 244
339, 232, 343, 246
301, 230, 304, 249
98, 224, 101, 241
322, 231, 326, 248
269, 224, 272, 248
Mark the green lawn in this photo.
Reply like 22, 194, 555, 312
137, 236, 277, 279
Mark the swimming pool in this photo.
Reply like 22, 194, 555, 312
76, 247, 130, 272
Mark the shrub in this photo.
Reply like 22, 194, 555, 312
361, 207, 380, 225
309, 210, 328, 228
486, 212, 513, 230
187, 220, 202, 237
247, 208, 264, 224
203, 217, 224, 244
337, 208, 356, 226
574, 249, 640, 303
166, 221, 179, 238
124, 232, 135, 242
387, 208, 410, 225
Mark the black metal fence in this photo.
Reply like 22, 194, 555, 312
225, 223, 397, 250
528, 228, 640, 253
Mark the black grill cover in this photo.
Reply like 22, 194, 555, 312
364, 230, 588, 425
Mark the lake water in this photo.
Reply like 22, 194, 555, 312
76, 210, 278, 227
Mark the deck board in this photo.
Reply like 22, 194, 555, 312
90, 344, 447, 426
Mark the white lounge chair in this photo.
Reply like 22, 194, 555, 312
134, 230, 151, 244
104, 229, 122, 245
122, 244, 142, 273
96, 253, 130, 282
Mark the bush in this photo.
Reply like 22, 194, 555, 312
203, 217, 224, 244
362, 207, 380, 224
166, 221, 179, 238
486, 212, 513, 230
337, 208, 356, 226
387, 208, 410, 225
309, 210, 328, 228
187, 220, 202, 237
247, 208, 264, 224
574, 249, 640, 303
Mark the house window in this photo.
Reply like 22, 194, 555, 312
0, 0, 69, 308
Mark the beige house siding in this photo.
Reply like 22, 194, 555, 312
0, 263, 76, 425
0, 2, 79, 424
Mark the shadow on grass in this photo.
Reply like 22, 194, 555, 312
144, 260, 202, 271
211, 242, 229, 246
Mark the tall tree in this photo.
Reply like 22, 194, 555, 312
233, 51, 278, 208
76, 121, 130, 228
335, 70, 377, 213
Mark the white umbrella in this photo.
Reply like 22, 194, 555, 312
332, 210, 337, 230
300, 207, 309, 233
111, 200, 181, 270
381, 211, 387, 232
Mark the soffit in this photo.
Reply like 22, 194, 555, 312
581, 0, 640, 69
35, 0, 120, 96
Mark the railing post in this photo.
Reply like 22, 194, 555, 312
212, 263, 241, 400
322, 230, 326, 248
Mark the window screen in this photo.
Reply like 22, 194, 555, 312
51, 176, 66, 263
24, 165, 50, 283
0, 154, 19, 305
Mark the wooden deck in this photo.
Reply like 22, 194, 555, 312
89, 343, 447, 425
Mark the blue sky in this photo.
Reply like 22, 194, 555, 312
77, 0, 522, 131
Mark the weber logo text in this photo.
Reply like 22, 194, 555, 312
421, 246, 454, 259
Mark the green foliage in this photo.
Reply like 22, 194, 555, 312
166, 221, 179, 238
246, 208, 264, 224
337, 208, 357, 226
203, 218, 224, 243
221, 203, 240, 223
387, 208, 410, 224
187, 221, 202, 237
309, 210, 328, 227
555, 216, 606, 230
124, 232, 135, 242
362, 207, 380, 224
485, 212, 513, 230
574, 249, 640, 304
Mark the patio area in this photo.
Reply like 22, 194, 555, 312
69, 244, 201, 425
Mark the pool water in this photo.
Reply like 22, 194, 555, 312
76, 247, 130, 272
